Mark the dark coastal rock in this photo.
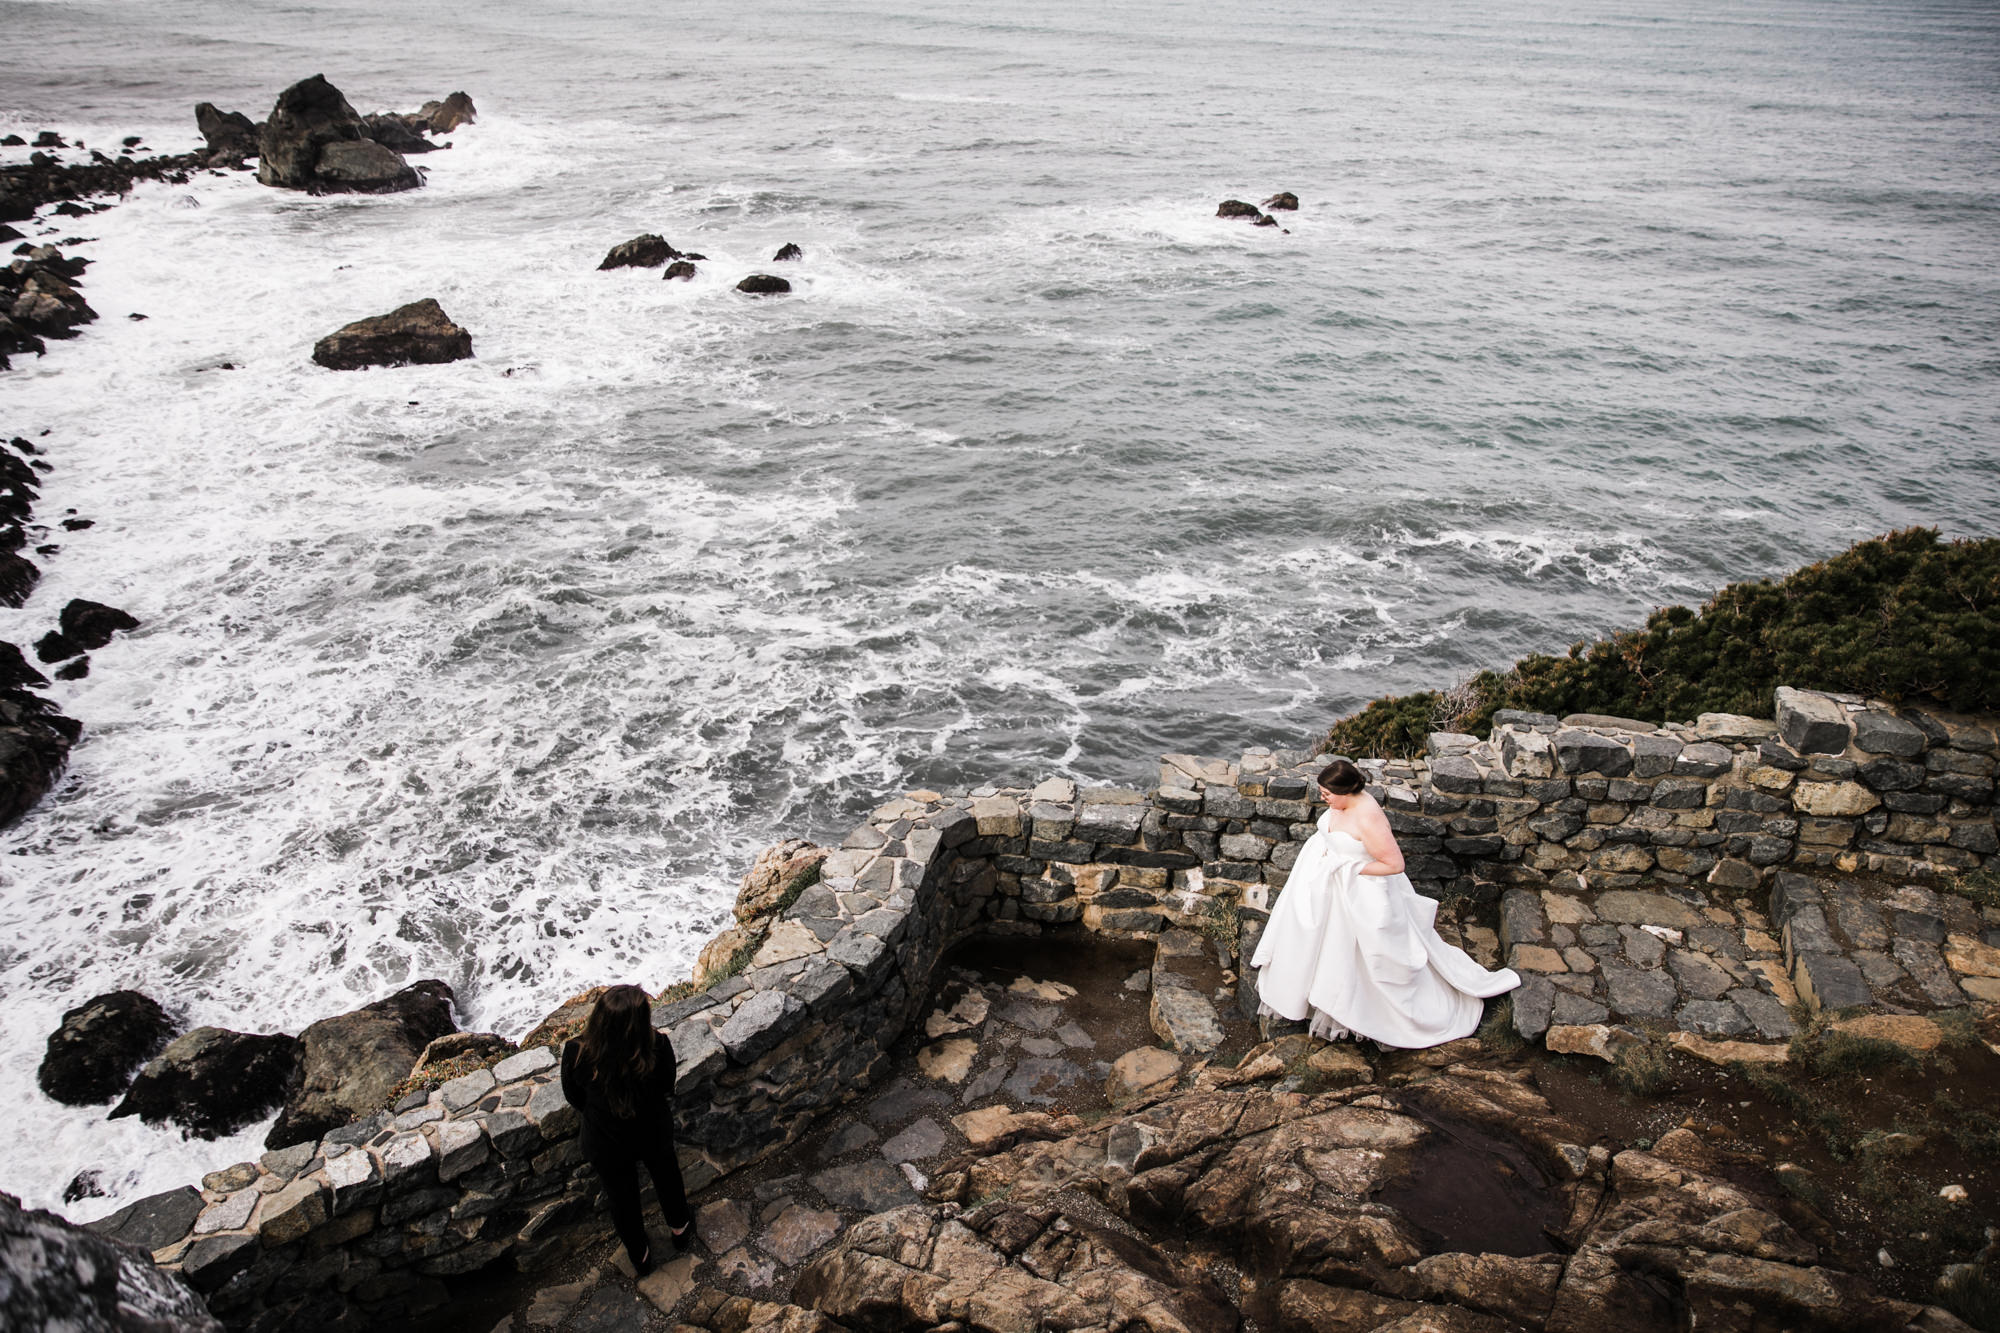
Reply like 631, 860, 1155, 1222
34, 630, 78, 663
0, 684, 79, 825
599, 234, 680, 270
314, 138, 421, 192
193, 103, 258, 161
266, 979, 457, 1149
110, 1025, 301, 1139
59, 598, 139, 650
54, 657, 88, 680
3, 1189, 223, 1332
1216, 198, 1263, 219
0, 552, 39, 607
1252, 212, 1280, 227
34, 132, 66, 148
0, 639, 50, 685
256, 74, 421, 195
736, 273, 791, 295
359, 114, 437, 154
38, 989, 178, 1105
662, 260, 697, 281
419, 91, 477, 134
312, 298, 472, 370
8, 267, 98, 339
1262, 190, 1299, 210
0, 135, 23, 148
773, 242, 804, 262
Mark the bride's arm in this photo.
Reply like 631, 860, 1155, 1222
1352, 801, 1406, 877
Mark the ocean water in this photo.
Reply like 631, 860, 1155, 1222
0, 0, 1995, 1216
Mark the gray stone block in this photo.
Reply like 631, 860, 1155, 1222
1429, 754, 1484, 794
714, 990, 807, 1064
1554, 730, 1633, 777
1603, 964, 1679, 1019
1498, 888, 1547, 947
1767, 872, 1823, 923
1853, 709, 1925, 758
1632, 733, 1683, 778
1149, 979, 1224, 1054
1672, 742, 1733, 777
1792, 951, 1872, 1013
1551, 992, 1609, 1026
1666, 949, 1734, 1000
1512, 977, 1554, 1040
1675, 1000, 1751, 1038
1727, 988, 1796, 1039
84, 1185, 204, 1252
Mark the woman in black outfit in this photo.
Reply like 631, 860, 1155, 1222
560, 984, 693, 1274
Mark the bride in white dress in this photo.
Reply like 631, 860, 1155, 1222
1250, 759, 1519, 1048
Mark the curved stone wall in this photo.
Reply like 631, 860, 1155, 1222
91, 686, 1994, 1329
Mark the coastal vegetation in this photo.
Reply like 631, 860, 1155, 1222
1323, 527, 2000, 759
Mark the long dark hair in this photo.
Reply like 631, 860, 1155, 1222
578, 984, 658, 1118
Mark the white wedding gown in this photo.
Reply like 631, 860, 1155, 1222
1249, 814, 1520, 1048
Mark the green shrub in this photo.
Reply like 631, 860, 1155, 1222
1323, 529, 2000, 758
1609, 1039, 1673, 1098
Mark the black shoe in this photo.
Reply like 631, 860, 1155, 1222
632, 1244, 653, 1277
670, 1223, 694, 1253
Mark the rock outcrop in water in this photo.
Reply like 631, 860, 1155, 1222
4, 246, 99, 367
256, 74, 421, 194
193, 102, 258, 164
419, 91, 477, 133
266, 979, 457, 1150
311, 298, 473, 370
109, 1026, 300, 1140
1263, 190, 1299, 210
599, 233, 682, 270
663, 259, 698, 281
2, 1188, 222, 1332
37, 990, 178, 1106
737, 273, 792, 295
773, 242, 804, 262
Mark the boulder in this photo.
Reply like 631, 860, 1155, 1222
1216, 199, 1263, 219
32, 631, 78, 664
1262, 191, 1299, 210
0, 686, 80, 826
735, 838, 830, 926
313, 138, 422, 193
58, 598, 139, 651
311, 298, 472, 370
192, 103, 257, 160
773, 242, 804, 262
409, 1029, 515, 1082
37, 989, 178, 1105
0, 639, 50, 686
256, 74, 420, 194
110, 1026, 298, 1139
2, 1189, 223, 1332
662, 260, 697, 281
736, 273, 791, 295
0, 552, 38, 607
418, 91, 477, 133
358, 114, 437, 154
266, 979, 456, 1149
599, 234, 680, 270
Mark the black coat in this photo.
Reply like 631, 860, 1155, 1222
560, 1030, 678, 1158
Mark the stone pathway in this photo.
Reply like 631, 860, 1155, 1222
1499, 869, 2000, 1050
458, 935, 1256, 1332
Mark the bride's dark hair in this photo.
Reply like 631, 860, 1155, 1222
579, 984, 658, 1118
1317, 759, 1367, 796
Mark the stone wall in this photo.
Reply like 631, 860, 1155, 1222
96, 687, 1997, 1330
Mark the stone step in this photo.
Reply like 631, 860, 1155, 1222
1149, 930, 1224, 1054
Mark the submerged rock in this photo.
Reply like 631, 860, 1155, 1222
0, 639, 49, 685
1216, 198, 1263, 219
599, 234, 681, 270
736, 273, 791, 295
110, 1025, 300, 1139
0, 683, 80, 825
32, 629, 78, 663
1262, 190, 1299, 210
38, 989, 178, 1105
312, 298, 472, 370
662, 260, 697, 281
267, 979, 456, 1149
773, 242, 804, 262
2, 1188, 223, 1332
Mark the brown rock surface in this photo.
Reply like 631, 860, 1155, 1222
311, 298, 471, 370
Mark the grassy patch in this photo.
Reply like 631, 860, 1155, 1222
1608, 1039, 1673, 1098
1476, 998, 1526, 1054
1953, 865, 2000, 915
1198, 896, 1241, 951
1321, 528, 2000, 758
1939, 1256, 2000, 1333
388, 1051, 506, 1105
773, 860, 823, 917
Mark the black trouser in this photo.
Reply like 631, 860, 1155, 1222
586, 1137, 691, 1264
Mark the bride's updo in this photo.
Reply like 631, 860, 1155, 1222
1317, 759, 1366, 796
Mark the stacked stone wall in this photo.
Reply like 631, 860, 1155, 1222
102, 688, 1996, 1329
